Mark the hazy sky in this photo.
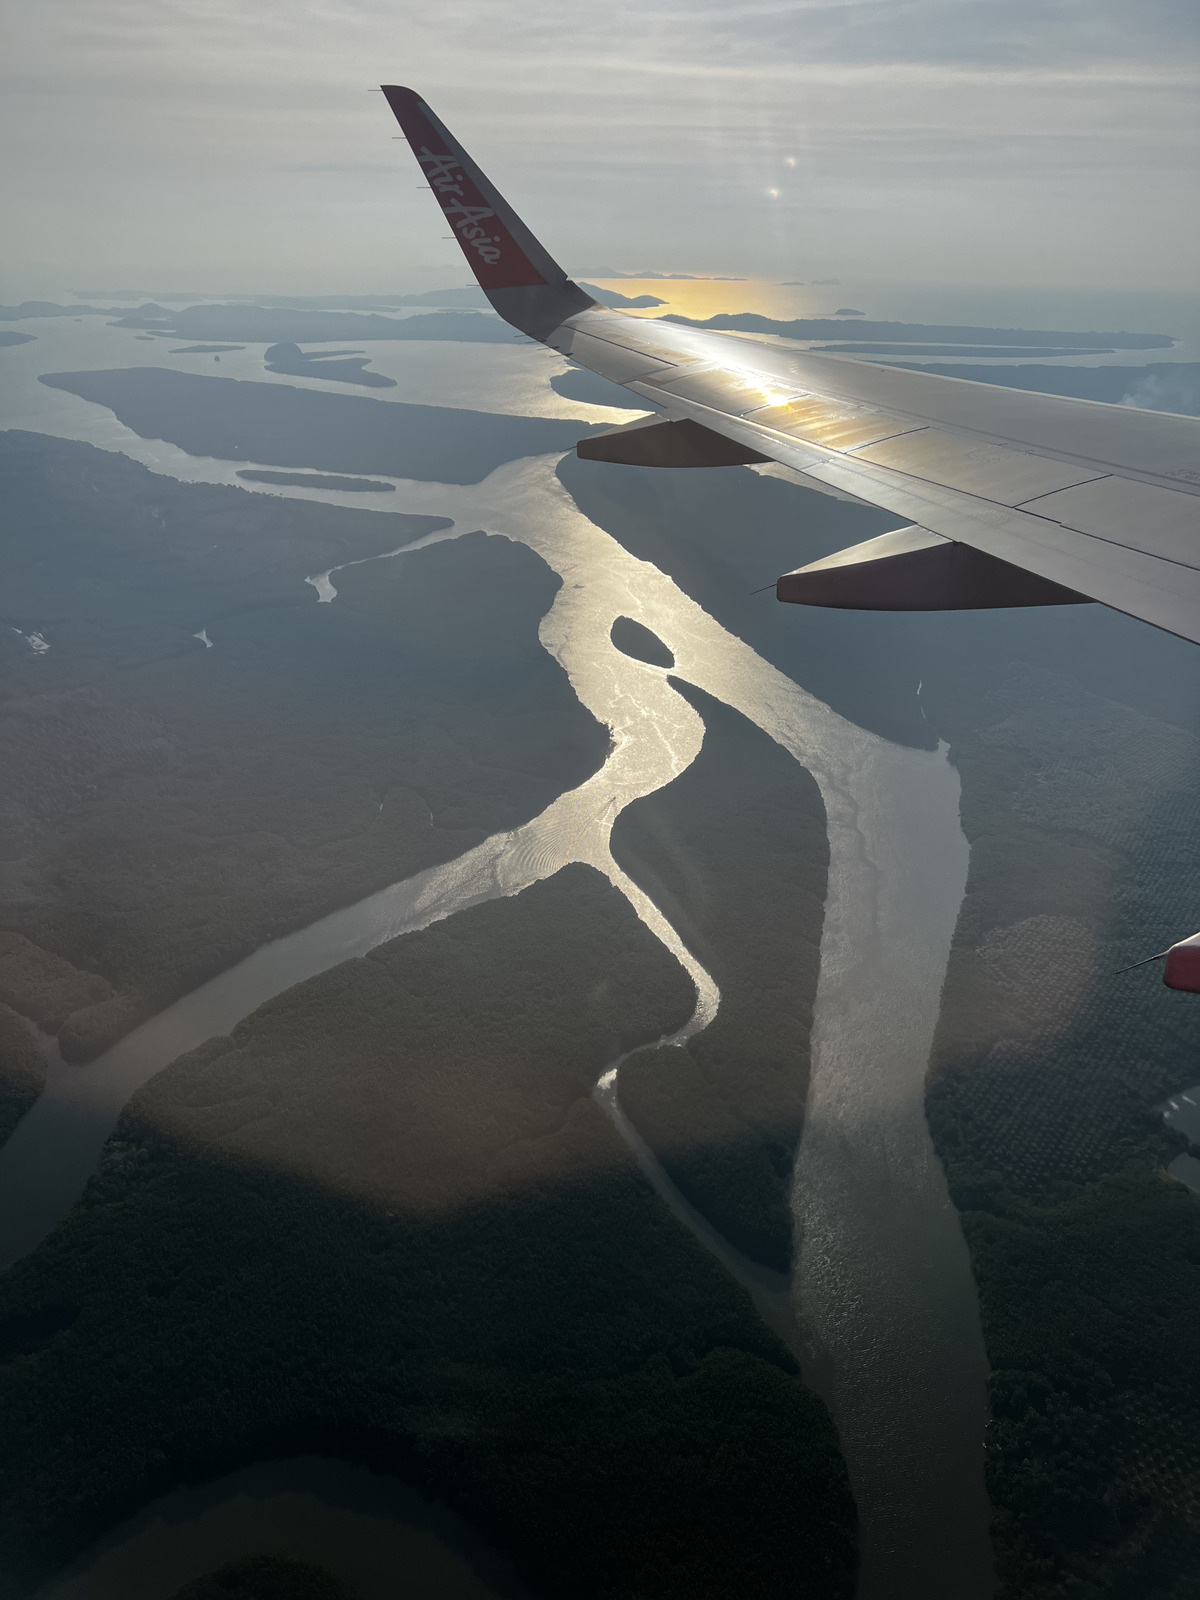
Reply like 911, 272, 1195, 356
3, 0, 1198, 297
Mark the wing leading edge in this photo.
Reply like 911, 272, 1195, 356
383, 86, 1200, 646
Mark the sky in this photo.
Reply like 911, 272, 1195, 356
3, 0, 1199, 299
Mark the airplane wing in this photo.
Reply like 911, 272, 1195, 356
382, 86, 1200, 646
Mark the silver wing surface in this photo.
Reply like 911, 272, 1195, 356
383, 86, 1200, 645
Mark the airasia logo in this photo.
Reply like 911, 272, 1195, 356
419, 146, 503, 265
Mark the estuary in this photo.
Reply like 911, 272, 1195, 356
0, 318, 990, 1597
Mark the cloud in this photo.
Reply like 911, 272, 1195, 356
1120, 367, 1200, 416
1, 0, 1196, 293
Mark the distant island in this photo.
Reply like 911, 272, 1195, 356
81, 283, 666, 311
263, 342, 396, 388
610, 615, 674, 668
110, 306, 521, 344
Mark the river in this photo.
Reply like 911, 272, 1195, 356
0, 319, 993, 1598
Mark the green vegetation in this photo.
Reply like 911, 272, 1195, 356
567, 434, 1200, 1587
612, 681, 827, 1270
921, 653, 1200, 1596
40, 370, 601, 484
263, 344, 396, 389
0, 865, 855, 1599
236, 472, 395, 493
0, 934, 115, 1033
173, 1556, 353, 1600
609, 615, 674, 668
0, 432, 607, 1058
0, 1007, 43, 1148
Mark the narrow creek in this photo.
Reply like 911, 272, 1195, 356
1, 327, 993, 1597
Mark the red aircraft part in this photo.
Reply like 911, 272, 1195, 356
1164, 934, 1200, 992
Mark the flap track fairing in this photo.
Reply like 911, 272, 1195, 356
776, 525, 1088, 611
577, 415, 770, 469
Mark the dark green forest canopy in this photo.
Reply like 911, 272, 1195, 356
612, 681, 827, 1270
0, 1007, 44, 1150
39, 369, 602, 484
235, 470, 396, 492
921, 654, 1200, 1596
0, 433, 607, 1059
609, 615, 674, 668
0, 865, 855, 1600
262, 343, 397, 389
172, 1555, 352, 1600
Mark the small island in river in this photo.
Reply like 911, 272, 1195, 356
236, 469, 396, 492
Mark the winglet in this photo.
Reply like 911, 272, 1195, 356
382, 86, 596, 338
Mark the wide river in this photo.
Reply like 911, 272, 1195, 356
2, 320, 993, 1599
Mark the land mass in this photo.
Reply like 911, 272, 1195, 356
109, 306, 521, 344
236, 470, 396, 493
918, 633, 1200, 1592
39, 369, 602, 484
82, 284, 665, 312
263, 343, 396, 388
173, 1555, 351, 1600
0, 865, 856, 1599
0, 431, 607, 1060
610, 615, 674, 668
0, 1008, 44, 1149
612, 679, 827, 1270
